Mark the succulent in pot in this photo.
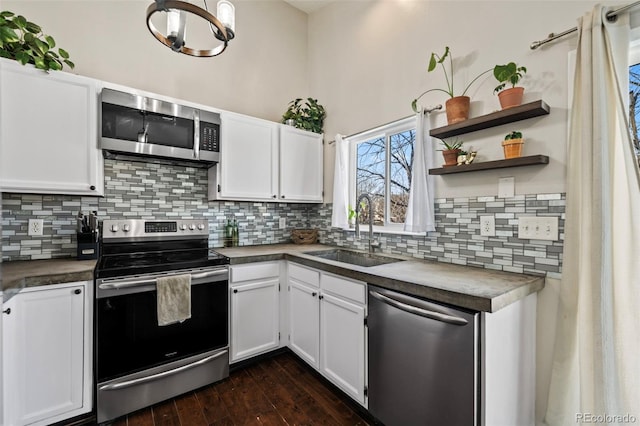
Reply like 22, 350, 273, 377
502, 131, 524, 159
438, 137, 464, 166
411, 46, 491, 124
493, 62, 527, 109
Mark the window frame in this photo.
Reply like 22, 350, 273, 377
346, 115, 417, 234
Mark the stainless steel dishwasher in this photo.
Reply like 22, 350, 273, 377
367, 285, 479, 426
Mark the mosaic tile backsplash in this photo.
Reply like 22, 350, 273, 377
2, 158, 564, 278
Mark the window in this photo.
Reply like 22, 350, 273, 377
630, 34, 640, 166
347, 117, 416, 231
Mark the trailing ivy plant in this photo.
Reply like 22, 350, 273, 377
0, 11, 74, 71
281, 97, 326, 134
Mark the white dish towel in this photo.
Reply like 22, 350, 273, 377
156, 274, 192, 326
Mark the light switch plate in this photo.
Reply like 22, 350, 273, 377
518, 216, 558, 241
279, 217, 286, 229
498, 177, 515, 198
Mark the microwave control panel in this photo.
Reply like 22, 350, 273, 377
200, 123, 220, 152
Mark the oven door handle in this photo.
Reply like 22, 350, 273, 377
98, 269, 228, 290
98, 350, 228, 391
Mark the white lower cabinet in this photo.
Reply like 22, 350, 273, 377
287, 263, 367, 407
2, 281, 92, 426
230, 262, 281, 363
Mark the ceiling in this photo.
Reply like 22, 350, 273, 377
283, 0, 336, 14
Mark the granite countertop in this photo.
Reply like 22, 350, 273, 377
2, 259, 97, 301
216, 243, 545, 313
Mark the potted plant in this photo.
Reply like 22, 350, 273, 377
411, 46, 491, 124
502, 131, 524, 158
281, 97, 326, 134
438, 138, 464, 166
0, 11, 74, 71
493, 62, 527, 109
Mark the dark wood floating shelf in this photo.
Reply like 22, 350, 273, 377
430, 100, 550, 139
429, 155, 550, 175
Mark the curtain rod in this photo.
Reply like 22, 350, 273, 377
328, 104, 442, 145
530, 0, 640, 50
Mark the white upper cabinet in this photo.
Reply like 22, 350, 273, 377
0, 58, 104, 196
210, 112, 279, 201
279, 126, 323, 202
209, 113, 323, 203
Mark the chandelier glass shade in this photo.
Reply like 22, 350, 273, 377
146, 0, 235, 57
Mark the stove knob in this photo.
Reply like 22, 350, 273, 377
197, 223, 206, 231
180, 224, 187, 231
122, 224, 130, 232
189, 224, 196, 231
110, 224, 119, 232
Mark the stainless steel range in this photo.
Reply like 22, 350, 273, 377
94, 219, 230, 424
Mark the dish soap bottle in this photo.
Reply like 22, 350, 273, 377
232, 219, 239, 247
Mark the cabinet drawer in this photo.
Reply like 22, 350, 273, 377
231, 262, 280, 283
288, 263, 320, 287
321, 273, 365, 304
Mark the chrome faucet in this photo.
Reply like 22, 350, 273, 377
355, 193, 380, 253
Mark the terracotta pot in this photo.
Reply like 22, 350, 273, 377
445, 96, 470, 124
442, 148, 461, 166
497, 87, 524, 110
502, 138, 524, 159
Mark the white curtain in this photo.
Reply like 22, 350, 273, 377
404, 109, 435, 233
545, 6, 640, 425
331, 134, 349, 228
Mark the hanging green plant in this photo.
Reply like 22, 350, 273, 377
281, 97, 326, 134
0, 11, 74, 71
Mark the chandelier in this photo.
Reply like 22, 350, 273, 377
146, 0, 235, 57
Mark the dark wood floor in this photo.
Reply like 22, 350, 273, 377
111, 351, 371, 425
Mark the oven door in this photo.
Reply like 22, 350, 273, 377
95, 266, 228, 383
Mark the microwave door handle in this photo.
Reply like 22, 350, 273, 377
193, 110, 200, 160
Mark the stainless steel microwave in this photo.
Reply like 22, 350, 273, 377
100, 88, 220, 166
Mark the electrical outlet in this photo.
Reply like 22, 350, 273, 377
279, 217, 286, 229
518, 216, 558, 241
28, 219, 44, 236
480, 216, 495, 237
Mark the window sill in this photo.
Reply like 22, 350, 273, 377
332, 226, 426, 237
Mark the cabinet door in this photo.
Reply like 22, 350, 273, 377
320, 292, 366, 405
279, 126, 323, 202
230, 278, 280, 362
3, 283, 89, 426
0, 59, 103, 196
211, 112, 279, 201
288, 279, 320, 368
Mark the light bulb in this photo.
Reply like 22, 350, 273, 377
217, 0, 235, 33
166, 9, 181, 38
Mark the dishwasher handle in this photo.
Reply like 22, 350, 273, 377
369, 290, 468, 326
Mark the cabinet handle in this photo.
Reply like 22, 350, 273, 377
311, 292, 317, 297
3, 308, 10, 315
319, 295, 324, 300
233, 289, 238, 293
90, 185, 96, 191
272, 195, 277, 199
74, 289, 82, 295
281, 195, 286, 199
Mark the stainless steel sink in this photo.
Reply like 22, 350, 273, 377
304, 249, 405, 268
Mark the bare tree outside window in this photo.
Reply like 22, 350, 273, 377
630, 63, 640, 167
356, 130, 415, 226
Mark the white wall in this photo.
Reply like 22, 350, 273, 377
309, 0, 620, 200
3, 0, 310, 122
